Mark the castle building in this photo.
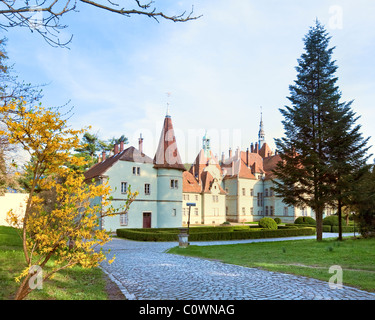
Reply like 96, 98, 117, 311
85, 110, 314, 231
182, 114, 313, 225
84, 110, 185, 231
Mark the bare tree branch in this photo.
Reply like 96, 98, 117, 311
0, 0, 202, 47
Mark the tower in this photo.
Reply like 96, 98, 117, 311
202, 130, 211, 159
154, 107, 185, 227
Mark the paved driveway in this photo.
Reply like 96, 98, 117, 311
100, 234, 375, 300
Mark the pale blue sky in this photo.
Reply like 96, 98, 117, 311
4, 0, 375, 163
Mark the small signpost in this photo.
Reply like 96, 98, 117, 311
178, 202, 196, 248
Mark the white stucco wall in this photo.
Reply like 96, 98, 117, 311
0, 193, 28, 226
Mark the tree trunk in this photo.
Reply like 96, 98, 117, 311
315, 208, 323, 241
338, 198, 343, 241
14, 274, 32, 300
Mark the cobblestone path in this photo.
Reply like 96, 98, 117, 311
100, 236, 375, 300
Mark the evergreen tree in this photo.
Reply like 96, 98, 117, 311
273, 20, 371, 241
325, 102, 371, 240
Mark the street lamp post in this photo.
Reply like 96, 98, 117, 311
186, 202, 196, 235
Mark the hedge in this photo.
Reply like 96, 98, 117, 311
331, 225, 359, 233
116, 226, 316, 242
285, 223, 331, 232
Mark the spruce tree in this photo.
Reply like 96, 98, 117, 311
325, 102, 371, 240
273, 20, 370, 241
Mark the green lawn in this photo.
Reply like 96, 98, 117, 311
0, 226, 109, 300
168, 237, 375, 292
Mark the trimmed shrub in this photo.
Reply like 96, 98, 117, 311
294, 216, 316, 225
259, 217, 278, 230
331, 225, 359, 233
274, 217, 282, 224
323, 215, 345, 226
116, 226, 316, 241
287, 223, 331, 232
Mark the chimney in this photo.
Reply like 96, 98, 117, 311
102, 151, 106, 161
229, 148, 232, 158
250, 143, 254, 153
255, 142, 258, 153
246, 148, 249, 166
221, 152, 225, 164
120, 140, 124, 152
114, 144, 119, 155
138, 133, 144, 153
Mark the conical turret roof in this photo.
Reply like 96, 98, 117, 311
153, 114, 185, 170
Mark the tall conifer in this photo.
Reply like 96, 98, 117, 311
273, 20, 370, 241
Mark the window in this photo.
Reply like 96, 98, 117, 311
265, 206, 269, 216
121, 182, 128, 194
242, 188, 246, 196
242, 207, 246, 214
265, 188, 269, 197
284, 207, 289, 216
250, 189, 254, 196
212, 195, 218, 203
172, 209, 176, 216
226, 207, 228, 215
250, 207, 254, 215
301, 207, 308, 216
270, 189, 274, 197
270, 206, 274, 216
194, 208, 199, 216
144, 183, 150, 195
119, 212, 128, 226
170, 179, 178, 189
257, 193, 263, 207
133, 166, 140, 175
183, 194, 189, 201
195, 195, 199, 201
183, 208, 187, 216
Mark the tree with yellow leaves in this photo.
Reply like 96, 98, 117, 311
0, 99, 138, 300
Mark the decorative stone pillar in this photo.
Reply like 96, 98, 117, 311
178, 228, 189, 248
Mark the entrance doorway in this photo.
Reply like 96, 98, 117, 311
143, 212, 152, 228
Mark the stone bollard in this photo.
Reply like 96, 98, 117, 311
178, 228, 189, 248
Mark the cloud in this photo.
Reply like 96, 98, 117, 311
9, 0, 374, 163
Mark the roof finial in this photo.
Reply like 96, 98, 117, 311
258, 106, 265, 148
166, 92, 171, 117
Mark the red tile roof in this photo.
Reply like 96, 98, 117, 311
189, 149, 222, 183
84, 146, 153, 181
182, 171, 202, 193
200, 171, 226, 194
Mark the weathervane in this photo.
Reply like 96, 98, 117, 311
166, 92, 172, 117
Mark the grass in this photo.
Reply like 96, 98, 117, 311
0, 226, 109, 300
168, 236, 375, 292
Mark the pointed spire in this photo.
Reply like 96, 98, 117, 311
154, 112, 185, 171
258, 106, 265, 148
